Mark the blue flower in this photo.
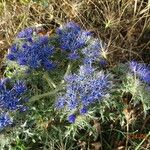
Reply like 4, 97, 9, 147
68, 53, 80, 60
68, 114, 76, 123
66, 93, 78, 110
10, 44, 18, 52
13, 81, 27, 94
7, 53, 16, 60
80, 107, 87, 115
56, 64, 112, 122
56, 22, 91, 60
43, 60, 56, 70
129, 61, 150, 84
0, 79, 28, 130
55, 97, 66, 109
7, 32, 55, 70
0, 79, 28, 111
0, 113, 12, 129
79, 64, 95, 76
99, 59, 108, 68
82, 39, 104, 63
16, 27, 34, 41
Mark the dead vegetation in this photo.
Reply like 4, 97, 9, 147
0, 0, 149, 62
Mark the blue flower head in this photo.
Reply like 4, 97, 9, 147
99, 59, 108, 68
82, 39, 106, 64
80, 107, 87, 115
0, 79, 28, 129
56, 64, 112, 122
129, 61, 150, 84
55, 97, 66, 109
0, 113, 13, 130
0, 79, 27, 111
68, 114, 76, 123
56, 22, 92, 60
16, 27, 34, 42
13, 81, 27, 94
7, 29, 55, 70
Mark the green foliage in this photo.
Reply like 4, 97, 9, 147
1, 55, 150, 149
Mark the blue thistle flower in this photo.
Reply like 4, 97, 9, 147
68, 53, 80, 60
66, 92, 78, 110
13, 81, 27, 94
43, 60, 56, 70
7, 53, 16, 61
56, 22, 92, 60
129, 61, 150, 84
55, 97, 66, 109
0, 79, 28, 111
0, 79, 28, 130
16, 27, 34, 42
0, 113, 13, 129
7, 31, 55, 70
79, 63, 95, 75
56, 64, 112, 122
68, 114, 76, 123
80, 107, 87, 115
82, 39, 107, 63
99, 59, 108, 68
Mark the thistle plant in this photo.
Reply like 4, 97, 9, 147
7, 28, 55, 70
0, 113, 12, 130
1, 21, 150, 149
0, 78, 28, 130
56, 22, 92, 60
129, 61, 150, 85
56, 63, 112, 123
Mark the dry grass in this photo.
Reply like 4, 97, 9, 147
0, 0, 150, 74
51, 0, 150, 64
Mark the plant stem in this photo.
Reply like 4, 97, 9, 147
30, 62, 72, 102
43, 71, 57, 89
126, 122, 129, 150
61, 62, 72, 84
135, 131, 150, 150
30, 86, 63, 102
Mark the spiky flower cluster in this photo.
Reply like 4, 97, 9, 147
56, 64, 112, 123
16, 27, 34, 41
0, 113, 12, 130
4, 22, 109, 127
129, 61, 150, 84
0, 79, 27, 129
82, 39, 105, 63
7, 22, 106, 71
56, 22, 92, 60
7, 28, 55, 70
